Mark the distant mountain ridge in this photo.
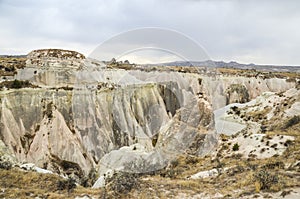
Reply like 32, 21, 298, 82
1, 52, 299, 73
0, 55, 26, 58
147, 60, 300, 73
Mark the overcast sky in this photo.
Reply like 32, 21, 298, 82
1, 0, 300, 65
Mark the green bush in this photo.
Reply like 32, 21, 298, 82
232, 143, 239, 151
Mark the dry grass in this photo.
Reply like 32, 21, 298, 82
0, 57, 26, 76
0, 168, 102, 198
217, 67, 300, 79
246, 107, 272, 122
124, 121, 300, 198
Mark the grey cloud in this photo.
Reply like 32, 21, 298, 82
0, 0, 300, 65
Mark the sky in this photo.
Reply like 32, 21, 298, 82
0, 0, 300, 65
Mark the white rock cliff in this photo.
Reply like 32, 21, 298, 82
0, 49, 297, 185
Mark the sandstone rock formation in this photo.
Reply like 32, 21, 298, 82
215, 88, 300, 135
0, 49, 298, 188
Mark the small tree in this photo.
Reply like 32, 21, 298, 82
232, 143, 239, 151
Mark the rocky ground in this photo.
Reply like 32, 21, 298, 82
0, 49, 299, 198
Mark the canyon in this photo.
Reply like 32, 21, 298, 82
0, 49, 299, 198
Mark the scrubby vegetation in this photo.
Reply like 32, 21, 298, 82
0, 79, 38, 89
1, 109, 299, 198
254, 169, 279, 191
57, 177, 76, 192
104, 172, 141, 197
0, 167, 102, 198
0, 56, 26, 76
121, 115, 300, 198
218, 67, 300, 79
0, 157, 12, 170
226, 84, 250, 104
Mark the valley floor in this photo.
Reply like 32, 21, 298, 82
1, 122, 299, 198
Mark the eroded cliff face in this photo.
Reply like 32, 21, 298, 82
17, 68, 295, 110
16, 50, 295, 110
0, 81, 214, 177
0, 89, 91, 175
0, 49, 297, 182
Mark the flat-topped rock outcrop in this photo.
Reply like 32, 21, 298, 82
25, 49, 85, 70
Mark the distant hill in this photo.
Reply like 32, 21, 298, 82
147, 60, 300, 73
0, 55, 26, 58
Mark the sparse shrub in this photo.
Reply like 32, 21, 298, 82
35, 124, 40, 132
185, 156, 198, 165
296, 80, 300, 89
284, 139, 293, 147
44, 102, 53, 119
232, 143, 239, 151
248, 154, 257, 158
263, 161, 284, 169
161, 168, 178, 178
57, 177, 76, 192
80, 168, 98, 187
246, 162, 258, 171
254, 170, 279, 191
231, 153, 243, 159
220, 134, 229, 141
226, 84, 250, 104
286, 77, 296, 83
170, 159, 179, 167
283, 116, 300, 129
159, 160, 183, 178
105, 172, 140, 196
280, 190, 293, 197
12, 79, 22, 88
0, 157, 12, 170
227, 165, 245, 176
231, 106, 238, 112
60, 86, 73, 91
0, 79, 37, 89
270, 143, 278, 148
270, 115, 300, 131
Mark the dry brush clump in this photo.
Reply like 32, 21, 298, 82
0, 56, 26, 76
104, 172, 141, 198
57, 177, 77, 193
0, 79, 39, 89
0, 157, 12, 170
253, 169, 279, 191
